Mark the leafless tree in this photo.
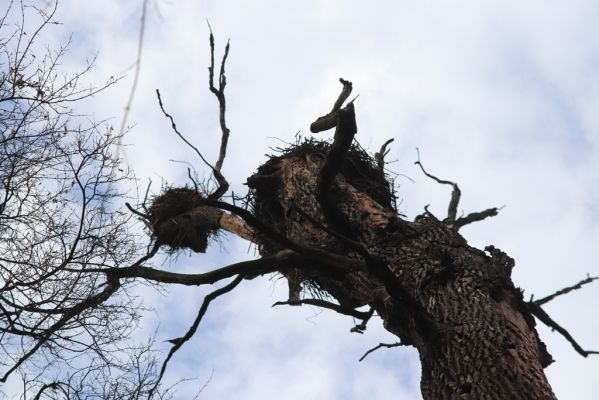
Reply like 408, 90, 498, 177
1, 1, 597, 399
0, 2, 177, 398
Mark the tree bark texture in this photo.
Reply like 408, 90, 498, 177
247, 142, 556, 400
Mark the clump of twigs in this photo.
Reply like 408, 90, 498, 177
148, 187, 220, 252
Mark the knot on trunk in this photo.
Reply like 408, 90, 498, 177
149, 187, 221, 252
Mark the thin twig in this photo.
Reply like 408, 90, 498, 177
272, 298, 371, 320
374, 138, 394, 172
125, 202, 150, 220
527, 301, 599, 357
532, 275, 599, 306
148, 275, 244, 398
118, 0, 148, 137
359, 342, 404, 362
155, 89, 216, 174
415, 148, 460, 223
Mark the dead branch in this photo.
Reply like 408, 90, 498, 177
351, 306, 375, 334
155, 89, 216, 174
310, 78, 353, 133
272, 298, 371, 320
527, 301, 599, 357
125, 202, 150, 221
148, 275, 244, 398
415, 148, 460, 223
415, 149, 500, 229
359, 342, 405, 362
315, 102, 358, 234
454, 207, 500, 230
207, 24, 231, 200
374, 138, 394, 172
532, 275, 599, 306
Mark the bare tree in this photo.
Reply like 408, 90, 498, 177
1, 1, 597, 399
0, 2, 176, 398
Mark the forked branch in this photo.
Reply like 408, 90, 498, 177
415, 148, 500, 230
207, 24, 231, 199
310, 78, 353, 133
359, 342, 405, 362
149, 275, 244, 398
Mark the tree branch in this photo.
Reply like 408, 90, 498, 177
359, 342, 405, 362
532, 275, 599, 306
454, 207, 500, 230
527, 301, 599, 357
415, 148, 460, 223
374, 138, 394, 172
310, 78, 353, 133
149, 275, 244, 398
207, 24, 231, 200
272, 298, 371, 320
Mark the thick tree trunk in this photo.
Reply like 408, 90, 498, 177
247, 142, 556, 400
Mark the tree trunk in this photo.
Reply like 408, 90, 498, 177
247, 140, 557, 400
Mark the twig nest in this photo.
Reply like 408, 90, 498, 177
149, 187, 221, 252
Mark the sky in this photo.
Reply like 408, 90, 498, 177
7, 0, 599, 398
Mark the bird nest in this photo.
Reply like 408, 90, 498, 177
148, 187, 220, 253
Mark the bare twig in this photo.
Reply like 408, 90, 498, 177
155, 89, 216, 172
125, 202, 150, 220
272, 298, 371, 320
207, 23, 231, 200
532, 275, 599, 306
148, 275, 244, 398
527, 301, 599, 357
415, 148, 460, 223
359, 342, 405, 362
118, 0, 149, 137
374, 138, 394, 172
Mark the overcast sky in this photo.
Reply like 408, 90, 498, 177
7, 0, 599, 398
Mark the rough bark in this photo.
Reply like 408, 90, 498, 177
245, 142, 556, 400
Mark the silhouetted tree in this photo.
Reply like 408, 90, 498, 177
1, 2, 597, 399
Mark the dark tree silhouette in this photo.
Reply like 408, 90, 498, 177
1, 2, 597, 399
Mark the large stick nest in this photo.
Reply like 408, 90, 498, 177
253, 138, 396, 210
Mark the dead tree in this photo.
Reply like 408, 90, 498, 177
121, 36, 598, 399
1, 2, 597, 397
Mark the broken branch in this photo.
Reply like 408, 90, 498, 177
415, 148, 460, 223
272, 298, 371, 320
532, 275, 599, 306
527, 301, 599, 358
359, 341, 405, 362
207, 24, 231, 200
310, 78, 353, 133
454, 207, 500, 230
149, 274, 244, 398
